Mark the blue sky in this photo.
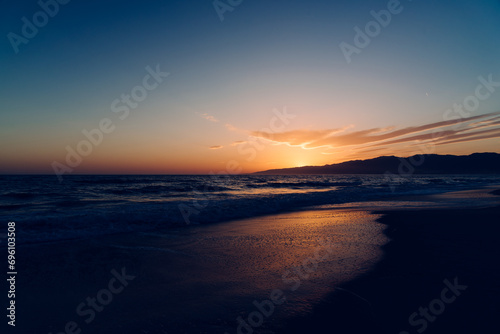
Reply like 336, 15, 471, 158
1, 0, 500, 173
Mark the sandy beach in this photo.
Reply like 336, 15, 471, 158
13, 207, 387, 333
8, 187, 500, 334
281, 187, 500, 334
4, 0, 500, 332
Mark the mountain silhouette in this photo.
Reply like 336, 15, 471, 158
255, 153, 500, 175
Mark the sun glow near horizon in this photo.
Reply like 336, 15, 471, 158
1, 1, 500, 175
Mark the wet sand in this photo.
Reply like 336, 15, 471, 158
8, 187, 500, 333
281, 188, 500, 334
12, 208, 387, 334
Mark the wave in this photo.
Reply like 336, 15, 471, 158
1, 174, 499, 246
71, 176, 206, 185
0, 187, 405, 245
0, 204, 25, 210
104, 184, 234, 195
246, 181, 362, 189
1, 192, 38, 200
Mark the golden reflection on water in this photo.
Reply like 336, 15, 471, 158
173, 209, 388, 310
90, 208, 390, 332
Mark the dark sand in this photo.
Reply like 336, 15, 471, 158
10, 209, 387, 334
6, 188, 500, 334
281, 189, 500, 334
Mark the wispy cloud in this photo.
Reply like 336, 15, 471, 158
249, 112, 500, 153
435, 127, 500, 146
209, 145, 223, 150
225, 123, 244, 133
250, 127, 352, 149
197, 112, 219, 123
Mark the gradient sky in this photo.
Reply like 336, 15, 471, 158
1, 0, 500, 174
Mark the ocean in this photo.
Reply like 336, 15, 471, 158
1, 174, 499, 244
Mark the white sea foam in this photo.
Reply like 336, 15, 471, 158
1, 175, 498, 244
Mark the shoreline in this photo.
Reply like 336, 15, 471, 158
7, 187, 500, 333
7, 183, 500, 249
12, 208, 387, 333
279, 188, 500, 333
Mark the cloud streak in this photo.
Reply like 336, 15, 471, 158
197, 113, 219, 123
249, 112, 500, 154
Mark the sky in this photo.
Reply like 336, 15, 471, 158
1, 0, 500, 175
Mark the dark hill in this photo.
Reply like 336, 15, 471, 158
254, 153, 500, 175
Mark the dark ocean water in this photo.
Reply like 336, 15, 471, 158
0, 174, 499, 244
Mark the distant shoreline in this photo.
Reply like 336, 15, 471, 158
255, 152, 500, 175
